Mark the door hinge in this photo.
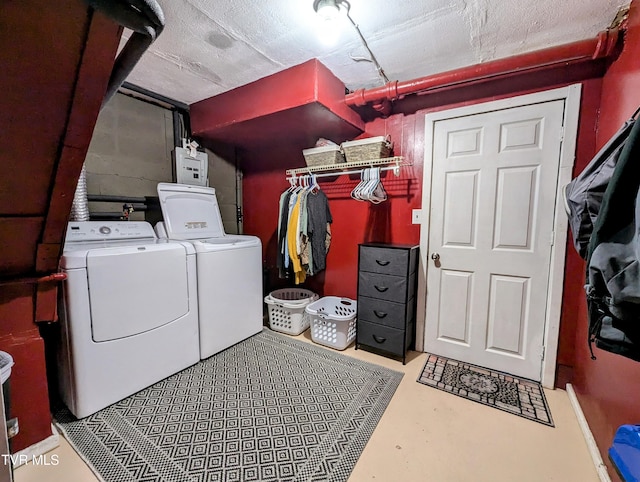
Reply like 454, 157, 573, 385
540, 345, 546, 360
550, 231, 555, 246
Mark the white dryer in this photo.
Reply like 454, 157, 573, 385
157, 183, 263, 359
58, 221, 200, 418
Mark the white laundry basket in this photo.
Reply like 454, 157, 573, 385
264, 288, 318, 335
306, 297, 357, 350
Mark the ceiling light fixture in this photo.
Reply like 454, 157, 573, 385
313, 0, 389, 84
313, 0, 341, 20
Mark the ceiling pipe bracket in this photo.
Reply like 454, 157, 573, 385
593, 28, 619, 59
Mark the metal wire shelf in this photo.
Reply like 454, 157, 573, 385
285, 156, 408, 179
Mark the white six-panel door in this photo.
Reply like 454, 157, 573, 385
423, 99, 565, 381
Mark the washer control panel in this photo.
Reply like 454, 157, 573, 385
65, 221, 157, 242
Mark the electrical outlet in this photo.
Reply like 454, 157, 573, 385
412, 209, 422, 224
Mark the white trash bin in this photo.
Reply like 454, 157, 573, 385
0, 351, 13, 418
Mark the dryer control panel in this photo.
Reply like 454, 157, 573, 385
66, 221, 157, 242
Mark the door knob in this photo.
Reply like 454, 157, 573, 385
431, 253, 440, 261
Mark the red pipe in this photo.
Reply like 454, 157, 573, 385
0, 272, 67, 287
346, 28, 619, 108
37, 272, 67, 283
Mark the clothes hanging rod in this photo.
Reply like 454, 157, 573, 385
287, 165, 402, 180
285, 156, 407, 177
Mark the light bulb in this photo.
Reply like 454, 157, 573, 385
314, 0, 340, 20
317, 18, 340, 45
317, 3, 339, 20
313, 0, 344, 45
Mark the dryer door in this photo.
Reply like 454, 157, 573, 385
87, 243, 190, 342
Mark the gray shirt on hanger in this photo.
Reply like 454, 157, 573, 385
306, 190, 332, 273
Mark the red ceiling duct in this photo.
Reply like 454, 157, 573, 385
346, 28, 620, 113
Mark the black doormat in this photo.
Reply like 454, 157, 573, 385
55, 330, 403, 482
417, 353, 554, 427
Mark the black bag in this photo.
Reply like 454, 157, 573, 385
586, 110, 640, 361
565, 107, 640, 259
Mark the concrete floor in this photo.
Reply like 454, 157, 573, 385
15, 330, 599, 482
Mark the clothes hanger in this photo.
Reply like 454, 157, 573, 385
293, 174, 304, 193
355, 168, 371, 201
351, 169, 365, 200
363, 167, 378, 201
286, 176, 294, 192
311, 174, 320, 192
369, 168, 387, 204
362, 167, 375, 202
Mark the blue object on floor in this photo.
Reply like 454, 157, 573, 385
610, 424, 640, 482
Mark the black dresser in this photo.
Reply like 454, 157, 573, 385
356, 243, 419, 364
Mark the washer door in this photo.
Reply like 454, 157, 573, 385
87, 243, 190, 342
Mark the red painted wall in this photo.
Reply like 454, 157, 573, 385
200, 16, 631, 481
571, 1, 640, 477
0, 281, 51, 451
0, 0, 630, 468
240, 77, 603, 326
241, 113, 422, 300
232, 52, 622, 474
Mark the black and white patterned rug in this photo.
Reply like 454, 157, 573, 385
55, 330, 403, 482
417, 353, 553, 427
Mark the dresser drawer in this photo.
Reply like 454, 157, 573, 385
357, 297, 406, 329
357, 321, 406, 356
359, 272, 407, 302
359, 246, 409, 276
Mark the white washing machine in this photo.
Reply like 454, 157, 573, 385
58, 221, 200, 418
157, 182, 263, 359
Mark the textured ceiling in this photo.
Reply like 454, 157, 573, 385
121, 0, 630, 105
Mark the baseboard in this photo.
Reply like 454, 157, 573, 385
566, 383, 611, 482
12, 424, 60, 468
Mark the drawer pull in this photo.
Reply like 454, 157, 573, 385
372, 334, 387, 344
374, 285, 388, 293
373, 310, 387, 318
375, 260, 390, 266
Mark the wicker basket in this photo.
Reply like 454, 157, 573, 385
341, 136, 392, 163
264, 288, 318, 335
302, 145, 345, 167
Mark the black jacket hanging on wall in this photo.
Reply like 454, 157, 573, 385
585, 113, 640, 361
565, 108, 640, 259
